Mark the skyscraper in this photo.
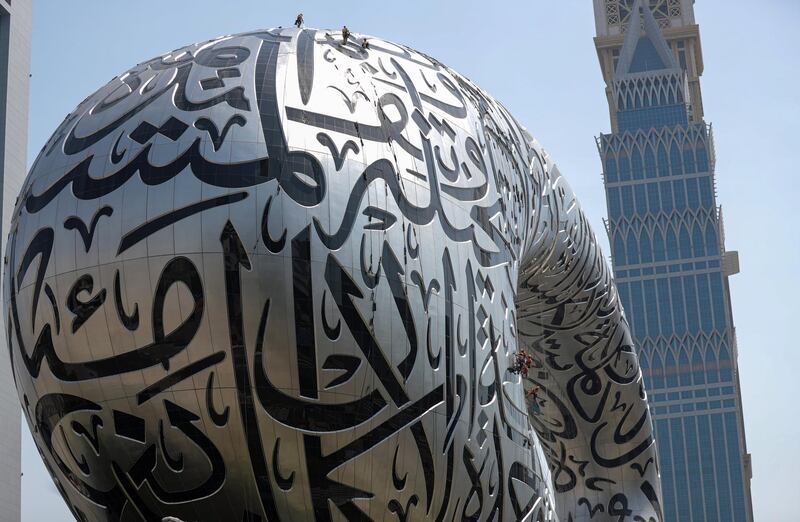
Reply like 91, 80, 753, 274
592, 1, 753, 520
0, 0, 30, 520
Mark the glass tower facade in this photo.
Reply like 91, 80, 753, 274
593, 1, 753, 520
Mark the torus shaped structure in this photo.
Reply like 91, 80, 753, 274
4, 27, 663, 521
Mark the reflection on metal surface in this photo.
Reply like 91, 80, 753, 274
5, 27, 661, 521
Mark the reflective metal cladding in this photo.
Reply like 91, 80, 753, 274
5, 27, 662, 521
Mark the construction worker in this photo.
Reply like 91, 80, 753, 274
510, 349, 533, 376
362, 37, 370, 50
527, 386, 542, 415
295, 13, 304, 28
342, 25, 351, 45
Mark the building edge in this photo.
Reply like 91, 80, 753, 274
0, 0, 30, 521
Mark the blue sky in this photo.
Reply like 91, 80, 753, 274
22, 1, 798, 520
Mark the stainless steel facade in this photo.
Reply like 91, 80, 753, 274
0, 0, 31, 520
594, 1, 753, 520
6, 27, 661, 521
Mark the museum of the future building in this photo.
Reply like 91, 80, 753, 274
1, 21, 671, 522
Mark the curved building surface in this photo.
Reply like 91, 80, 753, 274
5, 28, 661, 521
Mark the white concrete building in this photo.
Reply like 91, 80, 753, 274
0, 0, 30, 521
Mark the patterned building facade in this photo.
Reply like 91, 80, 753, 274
592, 1, 753, 520
2, 24, 664, 522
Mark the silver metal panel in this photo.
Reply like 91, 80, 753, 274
5, 27, 661, 521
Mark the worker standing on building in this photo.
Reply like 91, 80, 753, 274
342, 25, 350, 45
295, 13, 304, 28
